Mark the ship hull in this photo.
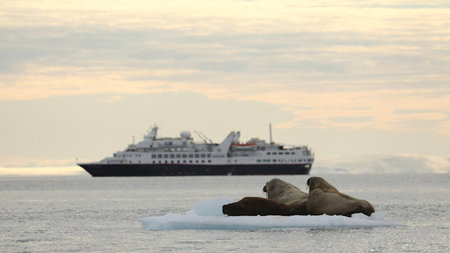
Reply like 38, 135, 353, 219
78, 163, 312, 177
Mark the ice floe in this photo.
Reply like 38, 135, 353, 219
140, 198, 398, 230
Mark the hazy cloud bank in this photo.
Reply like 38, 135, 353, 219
315, 154, 450, 174
1, 1, 449, 137
1, 154, 448, 176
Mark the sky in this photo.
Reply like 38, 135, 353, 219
1, 0, 449, 175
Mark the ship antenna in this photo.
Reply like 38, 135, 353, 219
194, 130, 211, 144
269, 123, 273, 144
198, 131, 214, 144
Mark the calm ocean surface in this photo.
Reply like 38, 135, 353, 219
1, 173, 449, 252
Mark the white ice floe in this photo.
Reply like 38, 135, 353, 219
140, 198, 398, 230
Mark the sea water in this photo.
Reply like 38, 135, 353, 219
0, 174, 449, 252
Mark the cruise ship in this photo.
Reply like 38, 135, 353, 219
77, 125, 314, 176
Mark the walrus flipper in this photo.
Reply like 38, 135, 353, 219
342, 206, 365, 217
342, 205, 375, 217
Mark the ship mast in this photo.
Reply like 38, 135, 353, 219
269, 123, 273, 144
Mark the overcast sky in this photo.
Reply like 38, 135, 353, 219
1, 1, 449, 175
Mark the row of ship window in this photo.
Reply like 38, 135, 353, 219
110, 160, 211, 164
266, 152, 296, 155
119, 152, 300, 158
115, 153, 212, 158
257, 159, 309, 163
143, 160, 212, 164
119, 152, 302, 158
122, 159, 308, 164
120, 160, 211, 164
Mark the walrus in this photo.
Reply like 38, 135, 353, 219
222, 197, 292, 216
263, 178, 309, 215
306, 177, 375, 217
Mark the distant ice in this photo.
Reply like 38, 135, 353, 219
140, 198, 399, 230
188, 197, 232, 216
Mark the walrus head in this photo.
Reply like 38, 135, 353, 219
222, 197, 264, 216
306, 177, 339, 193
264, 178, 307, 199
222, 202, 242, 216
263, 178, 281, 196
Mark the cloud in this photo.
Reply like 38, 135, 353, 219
1, 22, 449, 135
0, 0, 449, 160
0, 156, 75, 168
2, 154, 448, 176
0, 166, 84, 176
0, 156, 84, 176
314, 154, 450, 174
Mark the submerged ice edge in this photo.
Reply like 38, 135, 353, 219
140, 197, 400, 230
140, 213, 399, 231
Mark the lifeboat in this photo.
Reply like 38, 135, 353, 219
231, 142, 257, 150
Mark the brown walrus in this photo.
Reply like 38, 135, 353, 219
222, 197, 292, 216
263, 178, 309, 215
306, 177, 375, 217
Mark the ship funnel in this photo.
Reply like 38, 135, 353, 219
214, 131, 235, 155
147, 125, 158, 140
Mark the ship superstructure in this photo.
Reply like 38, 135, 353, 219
78, 125, 314, 176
